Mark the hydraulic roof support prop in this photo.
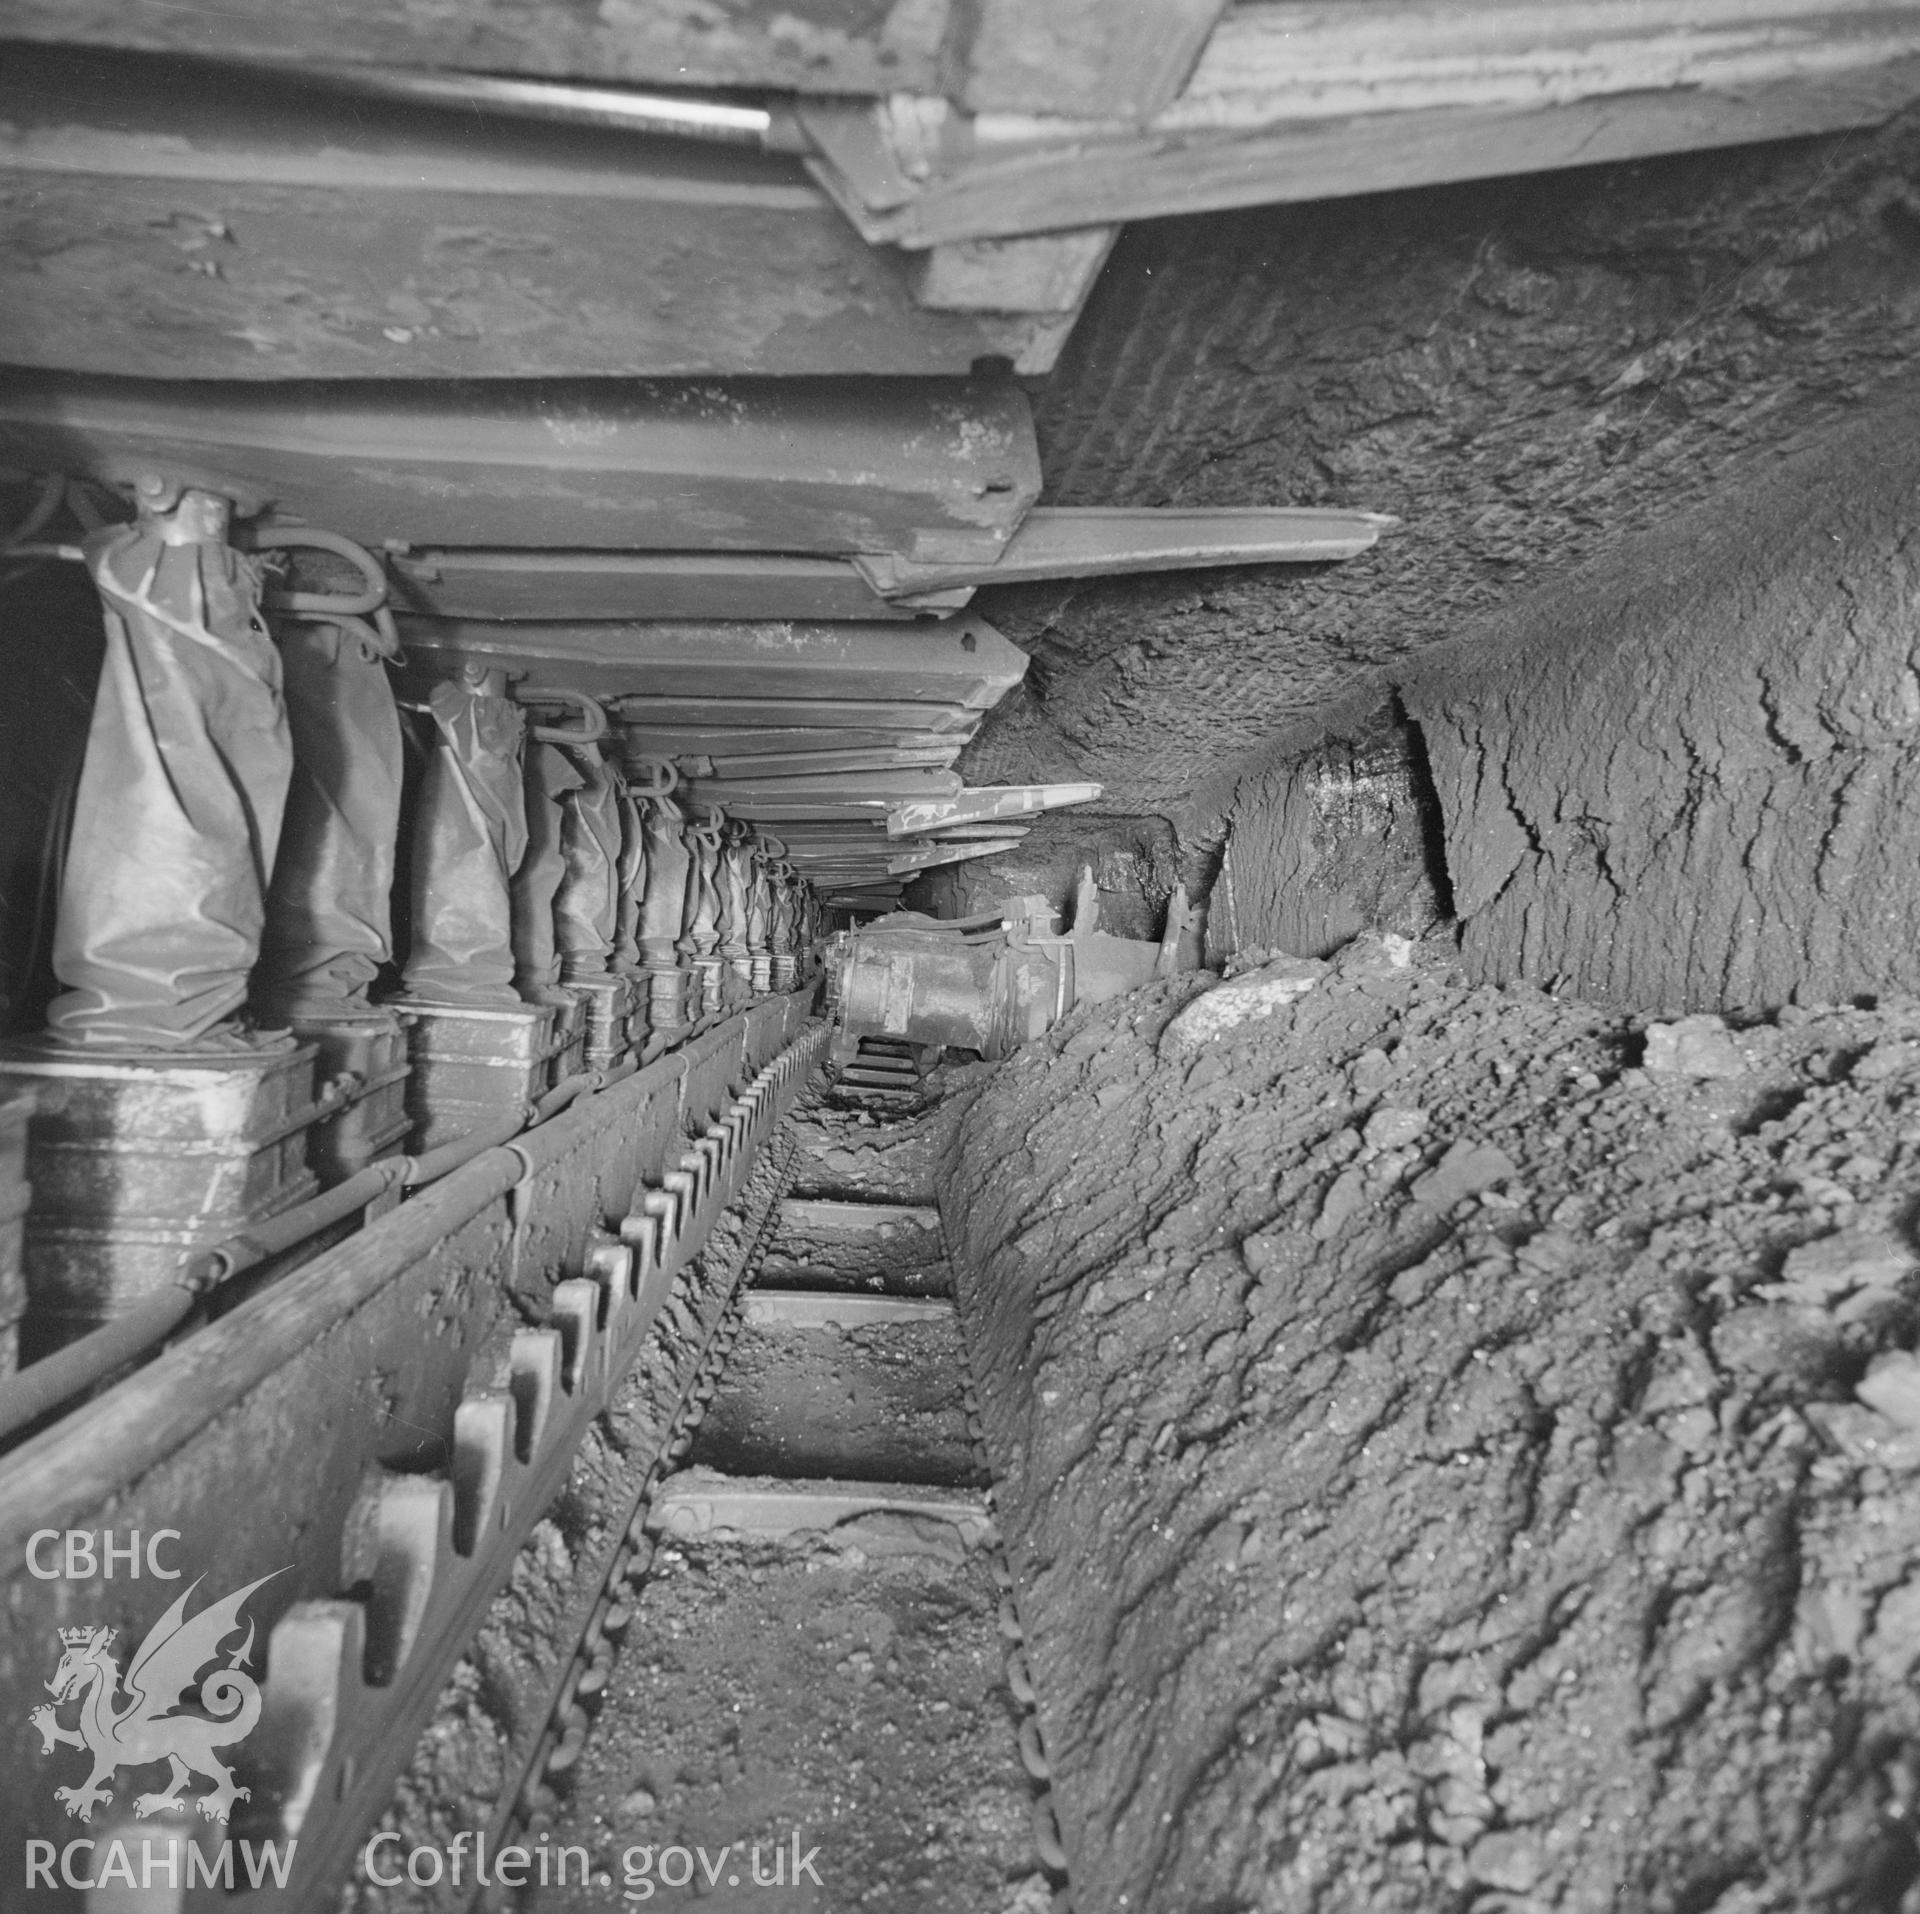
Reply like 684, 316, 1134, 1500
391, 669, 573, 1152
633, 763, 697, 1044
0, 477, 337, 1358
45, 480, 293, 1050
548, 708, 636, 1073
249, 526, 412, 1186
681, 809, 729, 1021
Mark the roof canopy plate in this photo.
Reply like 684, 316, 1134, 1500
0, 372, 1039, 562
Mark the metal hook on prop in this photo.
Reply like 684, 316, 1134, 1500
627, 758, 680, 798
517, 686, 610, 745
246, 525, 391, 616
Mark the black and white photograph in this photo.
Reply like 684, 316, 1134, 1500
3, 4, 1920, 1911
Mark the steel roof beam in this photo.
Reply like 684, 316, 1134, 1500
0, 372, 1038, 562
389, 550, 970, 623
611, 698, 981, 734
699, 746, 963, 779
887, 840, 1016, 875
687, 769, 964, 806
397, 612, 1027, 708
887, 781, 1103, 836
855, 503, 1394, 595
618, 728, 968, 762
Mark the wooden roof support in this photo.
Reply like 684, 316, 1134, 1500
0, 0, 1227, 118
802, 2, 1920, 246
0, 0, 951, 96
0, 48, 1083, 380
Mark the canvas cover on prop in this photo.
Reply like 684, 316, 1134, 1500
553, 743, 623, 981
399, 677, 528, 1007
256, 615, 404, 1023
46, 497, 292, 1050
511, 741, 586, 1006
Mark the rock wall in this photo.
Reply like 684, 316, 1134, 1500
964, 110, 1920, 817
942, 946, 1920, 1913
1400, 387, 1920, 1015
909, 812, 1183, 941
1213, 701, 1447, 961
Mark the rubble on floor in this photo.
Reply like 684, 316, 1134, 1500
945, 934, 1920, 1913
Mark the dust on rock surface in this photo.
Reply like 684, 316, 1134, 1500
521, 1537, 1037, 1913
785, 1088, 951, 1206
944, 937, 1920, 1912
963, 115, 1920, 817
687, 1316, 981, 1488
762, 1089, 969, 1294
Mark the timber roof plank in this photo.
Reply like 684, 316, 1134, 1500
0, 50, 1064, 379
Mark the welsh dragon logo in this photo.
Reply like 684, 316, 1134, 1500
28, 1571, 281, 1824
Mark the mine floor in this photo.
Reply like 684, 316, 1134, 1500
361, 1048, 1059, 1914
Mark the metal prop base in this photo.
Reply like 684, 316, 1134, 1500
565, 974, 637, 1072
0, 1041, 323, 1359
692, 956, 726, 1019
391, 1001, 566, 1151
278, 1012, 412, 1187
643, 966, 695, 1040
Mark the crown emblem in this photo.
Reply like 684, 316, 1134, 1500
57, 1626, 105, 1646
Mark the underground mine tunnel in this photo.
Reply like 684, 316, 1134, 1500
4, 8, 1920, 1913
